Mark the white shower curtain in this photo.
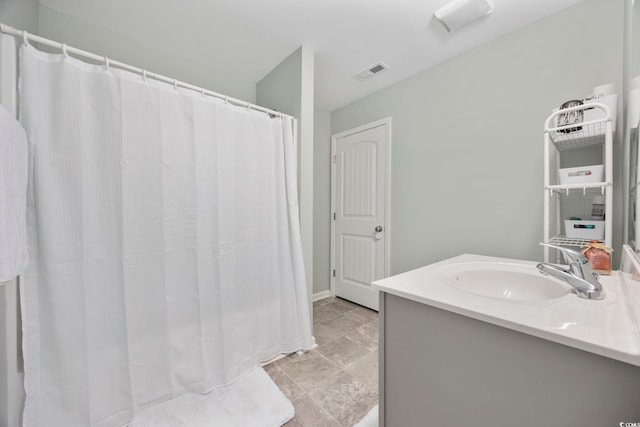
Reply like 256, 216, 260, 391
18, 45, 313, 427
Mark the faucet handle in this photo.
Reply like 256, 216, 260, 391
540, 242, 588, 265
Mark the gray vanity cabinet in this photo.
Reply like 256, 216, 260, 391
378, 292, 640, 427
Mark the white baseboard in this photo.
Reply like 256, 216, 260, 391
312, 290, 331, 302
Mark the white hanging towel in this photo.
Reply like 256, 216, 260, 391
0, 104, 28, 282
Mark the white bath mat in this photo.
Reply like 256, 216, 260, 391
128, 367, 294, 427
354, 404, 378, 427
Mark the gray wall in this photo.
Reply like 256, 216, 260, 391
257, 46, 315, 314
37, 6, 256, 102
257, 47, 304, 124
633, 2, 640, 76
331, 0, 623, 275
0, 0, 39, 33
313, 107, 331, 295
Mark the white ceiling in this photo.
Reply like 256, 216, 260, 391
38, 0, 584, 111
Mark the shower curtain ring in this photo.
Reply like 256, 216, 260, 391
173, 79, 178, 90
104, 57, 110, 71
22, 30, 29, 47
142, 69, 147, 82
61, 43, 68, 58
201, 87, 206, 98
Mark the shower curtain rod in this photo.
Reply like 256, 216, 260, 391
0, 23, 294, 120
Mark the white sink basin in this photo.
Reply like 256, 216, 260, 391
438, 262, 571, 301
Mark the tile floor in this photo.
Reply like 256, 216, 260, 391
265, 297, 379, 427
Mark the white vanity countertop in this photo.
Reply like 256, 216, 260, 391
372, 254, 640, 367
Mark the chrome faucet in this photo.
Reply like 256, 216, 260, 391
536, 243, 605, 300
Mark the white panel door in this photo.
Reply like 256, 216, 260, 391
332, 120, 388, 311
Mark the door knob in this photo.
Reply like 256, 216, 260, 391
375, 226, 383, 232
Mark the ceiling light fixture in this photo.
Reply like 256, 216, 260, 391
433, 0, 495, 32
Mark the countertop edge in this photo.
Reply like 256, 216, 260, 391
372, 254, 640, 368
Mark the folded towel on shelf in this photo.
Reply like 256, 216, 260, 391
0, 104, 28, 283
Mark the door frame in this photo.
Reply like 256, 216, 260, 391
330, 117, 392, 299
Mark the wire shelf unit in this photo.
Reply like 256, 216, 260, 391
543, 101, 614, 259
548, 235, 600, 248
546, 120, 609, 151
545, 182, 611, 197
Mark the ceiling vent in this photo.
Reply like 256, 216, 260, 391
354, 62, 389, 82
